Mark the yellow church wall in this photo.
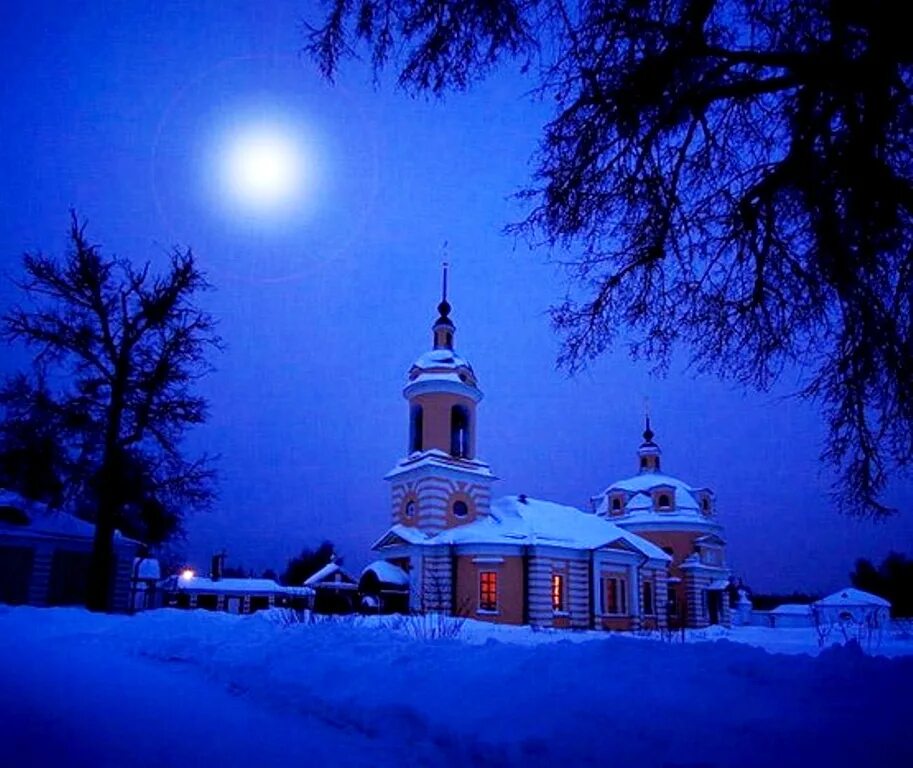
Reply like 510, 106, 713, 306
455, 555, 524, 625
410, 391, 477, 458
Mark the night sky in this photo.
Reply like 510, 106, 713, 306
1, 1, 910, 592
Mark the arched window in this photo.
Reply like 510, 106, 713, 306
404, 500, 417, 518
452, 500, 469, 518
450, 405, 471, 458
409, 405, 423, 453
658, 493, 671, 509
611, 497, 622, 512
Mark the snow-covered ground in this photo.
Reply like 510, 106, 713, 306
1, 607, 912, 767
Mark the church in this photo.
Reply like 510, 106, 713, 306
370, 270, 731, 630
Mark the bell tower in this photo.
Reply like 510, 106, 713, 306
385, 264, 495, 533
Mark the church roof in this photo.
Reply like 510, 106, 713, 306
375, 495, 670, 561
411, 348, 474, 373
385, 449, 495, 480
594, 472, 717, 527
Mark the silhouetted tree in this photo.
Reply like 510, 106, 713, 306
305, 0, 913, 517
2, 213, 221, 611
0, 374, 68, 506
281, 541, 336, 586
261, 568, 279, 582
851, 552, 913, 616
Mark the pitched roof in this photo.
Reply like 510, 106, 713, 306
362, 560, 410, 587
814, 587, 891, 608
0, 488, 138, 545
303, 561, 357, 587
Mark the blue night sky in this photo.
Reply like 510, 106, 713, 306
1, 1, 910, 593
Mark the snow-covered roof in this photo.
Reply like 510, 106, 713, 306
814, 588, 891, 609
411, 348, 474, 374
169, 576, 304, 595
362, 560, 410, 587
376, 495, 671, 561
385, 449, 495, 481
0, 488, 138, 546
769, 604, 812, 616
594, 471, 718, 529
304, 561, 357, 588
133, 558, 161, 580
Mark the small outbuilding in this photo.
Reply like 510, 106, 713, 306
130, 557, 162, 612
359, 560, 410, 614
813, 587, 891, 626
161, 571, 308, 614
764, 603, 813, 628
0, 488, 141, 611
303, 560, 359, 614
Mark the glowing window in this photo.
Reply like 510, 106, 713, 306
552, 573, 565, 612
452, 500, 469, 518
479, 571, 498, 611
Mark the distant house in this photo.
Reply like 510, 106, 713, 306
0, 488, 141, 611
161, 573, 311, 614
161, 556, 313, 614
813, 588, 891, 626
303, 560, 358, 613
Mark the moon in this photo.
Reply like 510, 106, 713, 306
221, 124, 308, 214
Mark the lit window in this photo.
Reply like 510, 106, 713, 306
643, 581, 655, 615
479, 571, 498, 611
552, 573, 565, 612
602, 576, 627, 615
452, 500, 469, 518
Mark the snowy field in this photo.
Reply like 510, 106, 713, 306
1, 607, 912, 768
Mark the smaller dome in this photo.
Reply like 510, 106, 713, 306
412, 348, 474, 372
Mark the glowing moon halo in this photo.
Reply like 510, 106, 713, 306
220, 125, 306, 214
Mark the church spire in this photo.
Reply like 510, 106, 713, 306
637, 410, 662, 473
433, 261, 455, 350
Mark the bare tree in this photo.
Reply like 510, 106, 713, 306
3, 213, 221, 611
304, 0, 913, 517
